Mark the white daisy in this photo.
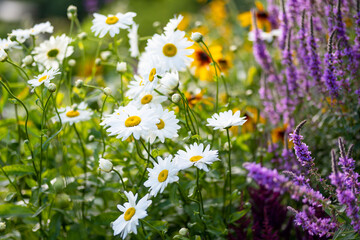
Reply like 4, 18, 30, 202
206, 110, 247, 130
131, 90, 167, 109
91, 12, 136, 38
175, 143, 219, 172
145, 30, 194, 71
0, 38, 19, 50
57, 102, 92, 125
112, 191, 152, 239
125, 75, 146, 100
8, 29, 31, 43
144, 155, 179, 197
32, 34, 74, 69
146, 105, 180, 143
137, 53, 166, 91
27, 68, 60, 88
157, 71, 179, 95
128, 23, 139, 57
29, 21, 54, 35
101, 105, 158, 141
164, 14, 183, 34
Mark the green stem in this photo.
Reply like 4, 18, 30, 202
6, 59, 30, 80
137, 143, 151, 191
100, 95, 108, 157
196, 168, 205, 215
139, 140, 157, 162
140, 220, 165, 240
226, 128, 232, 220
112, 168, 126, 189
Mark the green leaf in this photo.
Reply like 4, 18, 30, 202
49, 212, 62, 240
1, 164, 35, 176
229, 209, 248, 223
0, 204, 33, 217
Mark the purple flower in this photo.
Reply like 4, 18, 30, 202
307, 17, 322, 87
282, 30, 298, 94
279, 0, 289, 50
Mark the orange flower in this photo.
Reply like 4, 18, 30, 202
237, 1, 272, 32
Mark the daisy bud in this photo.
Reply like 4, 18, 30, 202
88, 135, 95, 142
55, 193, 71, 209
0, 48, 8, 62
78, 32, 87, 40
47, 83, 57, 92
0, 222, 6, 231
99, 158, 113, 172
75, 79, 84, 88
53, 177, 65, 192
191, 32, 203, 43
153, 21, 161, 28
100, 51, 112, 61
103, 87, 112, 96
67, 5, 77, 19
68, 59, 76, 67
116, 62, 127, 73
95, 58, 101, 66
172, 93, 181, 103
22, 55, 33, 65
195, 21, 202, 27
179, 228, 189, 236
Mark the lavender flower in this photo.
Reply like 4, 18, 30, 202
289, 120, 314, 169
279, 0, 289, 50
323, 30, 339, 98
307, 16, 322, 86
282, 30, 298, 94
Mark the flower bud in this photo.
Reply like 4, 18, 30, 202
0, 222, 6, 231
78, 32, 87, 40
95, 58, 101, 66
22, 55, 33, 65
153, 21, 161, 28
103, 87, 112, 96
68, 59, 76, 67
0, 48, 8, 62
116, 62, 127, 73
53, 177, 65, 193
179, 228, 189, 236
88, 135, 95, 142
191, 32, 203, 43
47, 83, 57, 92
99, 158, 113, 172
75, 79, 84, 88
100, 51, 112, 61
171, 93, 181, 103
67, 5, 77, 19
195, 21, 202, 27
159, 72, 179, 94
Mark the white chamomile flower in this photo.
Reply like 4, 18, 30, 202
9, 29, 31, 43
57, 102, 92, 125
0, 38, 19, 50
175, 143, 219, 172
157, 71, 179, 95
98, 158, 113, 172
29, 21, 54, 35
146, 105, 180, 143
91, 12, 136, 38
112, 191, 152, 239
101, 105, 133, 127
27, 68, 60, 88
128, 23, 139, 57
32, 34, 74, 69
144, 155, 179, 197
126, 75, 146, 100
101, 105, 158, 141
145, 30, 194, 71
206, 110, 247, 130
164, 14, 183, 34
132, 90, 168, 109
138, 53, 166, 90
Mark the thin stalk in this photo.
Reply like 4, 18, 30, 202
226, 128, 232, 220
100, 95, 108, 157
112, 168, 126, 189
140, 219, 165, 240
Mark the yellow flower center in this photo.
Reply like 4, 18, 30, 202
38, 75, 48, 82
141, 94, 153, 105
156, 119, 165, 130
139, 80, 143, 86
149, 68, 156, 82
162, 43, 177, 57
158, 169, 169, 182
190, 155, 203, 162
125, 116, 141, 127
47, 49, 59, 58
124, 207, 136, 221
66, 110, 80, 118
105, 16, 119, 25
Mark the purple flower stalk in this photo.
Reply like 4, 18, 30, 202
289, 120, 314, 170
307, 16, 322, 86
323, 31, 339, 99
282, 30, 298, 94
279, 0, 289, 50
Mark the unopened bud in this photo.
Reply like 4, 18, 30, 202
191, 32, 203, 42
47, 83, 57, 92
179, 228, 189, 236
68, 59, 76, 67
99, 158, 113, 173
88, 135, 95, 142
22, 55, 33, 65
95, 58, 101, 66
116, 62, 127, 73
75, 79, 84, 88
67, 5, 77, 14
100, 51, 112, 61
153, 21, 161, 28
172, 93, 181, 103
103, 87, 112, 96
78, 32, 87, 40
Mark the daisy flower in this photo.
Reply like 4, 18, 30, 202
164, 14, 183, 34
128, 23, 139, 57
91, 12, 136, 38
125, 75, 146, 100
27, 68, 60, 88
8, 29, 31, 43
57, 102, 92, 125
32, 34, 74, 69
206, 110, 247, 130
101, 105, 158, 141
112, 191, 152, 239
29, 21, 54, 36
131, 90, 167, 109
175, 143, 219, 172
144, 155, 179, 197
0, 38, 18, 50
145, 30, 194, 71
157, 71, 179, 95
146, 105, 180, 143
137, 53, 166, 90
